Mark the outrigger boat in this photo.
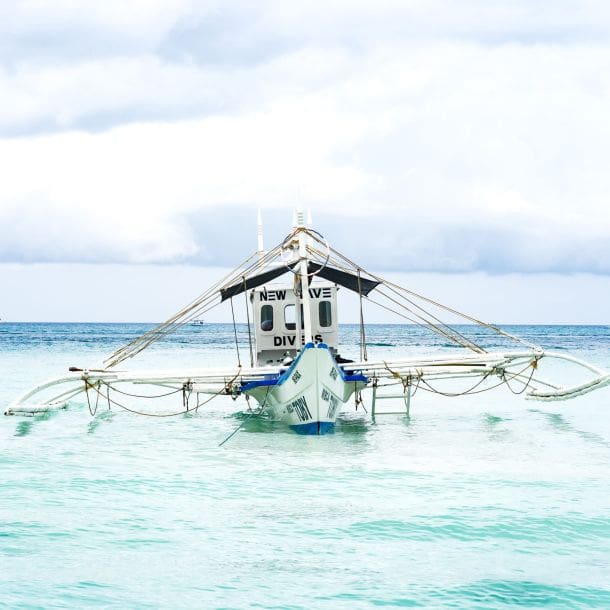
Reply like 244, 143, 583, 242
6, 211, 610, 435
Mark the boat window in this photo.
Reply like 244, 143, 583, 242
260, 305, 273, 331
319, 301, 332, 327
284, 304, 304, 330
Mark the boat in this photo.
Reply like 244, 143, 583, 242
6, 210, 610, 436
190, 319, 205, 326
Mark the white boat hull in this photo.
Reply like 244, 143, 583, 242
243, 343, 367, 434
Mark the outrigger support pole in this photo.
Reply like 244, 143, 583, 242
405, 382, 411, 417
371, 379, 377, 420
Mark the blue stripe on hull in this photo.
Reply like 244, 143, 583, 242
290, 421, 335, 435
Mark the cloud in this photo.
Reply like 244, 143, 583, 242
2, 1, 610, 135
1, 1, 610, 273
0, 197, 198, 264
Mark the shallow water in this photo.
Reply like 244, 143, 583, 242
1, 323, 610, 609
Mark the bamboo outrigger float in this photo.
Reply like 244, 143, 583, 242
6, 211, 610, 435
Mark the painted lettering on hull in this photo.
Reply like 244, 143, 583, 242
286, 396, 312, 422
321, 387, 340, 419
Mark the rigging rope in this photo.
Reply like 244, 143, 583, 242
357, 269, 368, 362
103, 224, 541, 379
306, 236, 538, 353
244, 277, 254, 368
230, 297, 242, 368
306, 242, 485, 352
104, 242, 286, 368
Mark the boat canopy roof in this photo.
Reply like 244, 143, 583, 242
220, 262, 380, 302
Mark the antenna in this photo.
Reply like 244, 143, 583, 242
295, 206, 305, 228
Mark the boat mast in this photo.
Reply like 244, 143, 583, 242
296, 210, 313, 345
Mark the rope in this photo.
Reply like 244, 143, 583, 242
415, 360, 538, 398
354, 388, 368, 413
218, 385, 272, 447
306, 233, 538, 352
381, 363, 424, 397
103, 384, 184, 399
418, 371, 493, 397
84, 381, 101, 416
244, 277, 254, 368
502, 358, 539, 395
374, 274, 539, 351
102, 224, 542, 387
374, 286, 485, 353
230, 297, 242, 367
366, 294, 458, 341
357, 269, 368, 362
105, 242, 286, 367
307, 242, 484, 352
83, 369, 243, 418
182, 382, 192, 410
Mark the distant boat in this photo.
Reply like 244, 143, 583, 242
190, 319, 205, 326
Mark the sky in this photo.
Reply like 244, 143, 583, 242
1, 0, 610, 323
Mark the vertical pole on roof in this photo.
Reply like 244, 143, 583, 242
296, 210, 313, 346
293, 271, 302, 352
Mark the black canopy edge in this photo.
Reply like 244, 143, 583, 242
220, 264, 296, 301
309, 263, 380, 296
220, 261, 380, 301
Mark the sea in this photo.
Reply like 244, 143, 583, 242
1, 322, 610, 609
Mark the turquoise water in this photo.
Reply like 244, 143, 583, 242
1, 323, 610, 609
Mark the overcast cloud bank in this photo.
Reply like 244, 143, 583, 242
1, 1, 610, 275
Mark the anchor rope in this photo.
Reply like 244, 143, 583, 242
218, 385, 272, 447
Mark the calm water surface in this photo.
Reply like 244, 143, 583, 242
1, 323, 610, 609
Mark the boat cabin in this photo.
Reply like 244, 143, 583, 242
252, 282, 338, 365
